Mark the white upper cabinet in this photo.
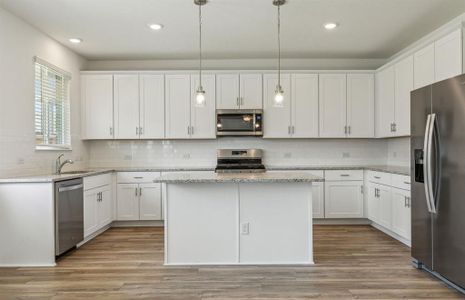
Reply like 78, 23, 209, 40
114, 74, 140, 139
346, 74, 374, 138
140, 74, 165, 139
190, 74, 216, 139
216, 74, 240, 109
435, 28, 462, 82
394, 56, 414, 136
215, 73, 262, 109
291, 74, 319, 138
319, 74, 347, 138
165, 74, 191, 139
240, 74, 263, 109
375, 66, 395, 138
414, 43, 435, 89
81, 74, 114, 139
263, 73, 291, 138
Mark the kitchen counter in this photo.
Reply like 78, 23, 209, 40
154, 171, 323, 184
0, 165, 409, 184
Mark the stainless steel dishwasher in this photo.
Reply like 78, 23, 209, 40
55, 178, 84, 256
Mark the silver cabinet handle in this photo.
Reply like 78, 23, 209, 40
110, 127, 113, 136
340, 174, 350, 177
187, 126, 190, 135
288, 126, 291, 135
404, 196, 407, 207
344, 126, 347, 134
139, 187, 142, 196
136, 127, 139, 135
393, 123, 397, 132
139, 127, 143, 135
348, 126, 351, 135
360, 185, 363, 194
236, 97, 240, 107
133, 176, 143, 179
191, 126, 194, 135
135, 187, 138, 196
403, 181, 410, 185
292, 126, 295, 134
374, 176, 381, 179
240, 97, 244, 106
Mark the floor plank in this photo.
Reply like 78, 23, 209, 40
0, 225, 462, 299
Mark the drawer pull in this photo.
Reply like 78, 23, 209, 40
403, 181, 410, 185
340, 174, 350, 177
374, 176, 381, 179
133, 176, 143, 179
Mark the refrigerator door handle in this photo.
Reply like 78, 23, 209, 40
431, 113, 441, 214
423, 114, 434, 213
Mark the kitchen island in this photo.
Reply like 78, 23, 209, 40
155, 171, 324, 265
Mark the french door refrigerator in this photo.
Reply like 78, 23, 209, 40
411, 73, 465, 293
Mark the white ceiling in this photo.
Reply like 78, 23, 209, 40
2, 0, 465, 60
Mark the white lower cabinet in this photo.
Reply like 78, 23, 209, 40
325, 181, 364, 218
83, 174, 113, 238
391, 188, 411, 240
366, 171, 411, 244
116, 172, 162, 221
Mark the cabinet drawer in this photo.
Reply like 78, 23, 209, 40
117, 172, 161, 183
268, 170, 324, 177
325, 170, 363, 181
84, 173, 112, 191
391, 174, 411, 191
367, 171, 391, 185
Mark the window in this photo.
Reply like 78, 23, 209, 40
34, 57, 71, 150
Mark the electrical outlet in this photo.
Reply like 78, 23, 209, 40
183, 153, 191, 159
342, 152, 350, 158
241, 223, 250, 235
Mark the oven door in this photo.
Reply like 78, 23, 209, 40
216, 110, 262, 136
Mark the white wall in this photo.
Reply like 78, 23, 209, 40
0, 6, 88, 176
87, 138, 389, 169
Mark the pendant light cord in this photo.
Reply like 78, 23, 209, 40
199, 3, 202, 88
277, 3, 281, 88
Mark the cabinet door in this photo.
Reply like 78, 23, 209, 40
319, 74, 347, 137
377, 184, 392, 230
391, 188, 411, 240
346, 74, 374, 138
367, 184, 380, 223
139, 183, 162, 220
394, 56, 414, 136
190, 74, 216, 139
84, 190, 98, 237
140, 74, 165, 139
375, 66, 395, 137
113, 74, 140, 139
240, 74, 263, 109
312, 181, 325, 219
165, 74, 191, 139
291, 74, 319, 138
414, 43, 435, 89
435, 28, 462, 82
216, 74, 240, 109
324, 181, 364, 218
97, 186, 112, 228
81, 74, 114, 139
116, 184, 139, 221
263, 74, 291, 138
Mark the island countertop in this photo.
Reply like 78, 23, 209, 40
153, 171, 324, 183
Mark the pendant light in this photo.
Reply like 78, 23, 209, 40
273, 0, 285, 107
195, 0, 207, 107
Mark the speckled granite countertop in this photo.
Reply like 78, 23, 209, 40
153, 171, 324, 184
0, 165, 409, 184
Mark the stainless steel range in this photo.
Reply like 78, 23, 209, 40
215, 149, 266, 173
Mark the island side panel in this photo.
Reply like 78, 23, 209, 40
239, 182, 313, 264
0, 183, 55, 266
165, 183, 239, 265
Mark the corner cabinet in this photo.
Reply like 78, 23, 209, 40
165, 74, 216, 139
81, 74, 114, 139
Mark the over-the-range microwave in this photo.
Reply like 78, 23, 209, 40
216, 109, 263, 136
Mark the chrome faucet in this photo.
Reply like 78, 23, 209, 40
56, 154, 74, 175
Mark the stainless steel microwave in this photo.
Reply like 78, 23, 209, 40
216, 109, 263, 136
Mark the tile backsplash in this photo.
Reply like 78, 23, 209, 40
87, 138, 391, 169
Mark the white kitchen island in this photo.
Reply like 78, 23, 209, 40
155, 171, 323, 266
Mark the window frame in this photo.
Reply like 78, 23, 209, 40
33, 57, 72, 151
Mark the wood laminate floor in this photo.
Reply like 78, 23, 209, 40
0, 225, 463, 299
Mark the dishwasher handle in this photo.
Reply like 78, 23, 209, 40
58, 184, 83, 193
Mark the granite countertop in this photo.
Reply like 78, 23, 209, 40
0, 165, 409, 184
153, 171, 324, 184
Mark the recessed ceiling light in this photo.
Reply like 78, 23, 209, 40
69, 38, 82, 44
148, 23, 164, 31
324, 22, 338, 30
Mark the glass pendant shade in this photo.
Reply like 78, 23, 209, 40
195, 86, 206, 107
274, 85, 284, 107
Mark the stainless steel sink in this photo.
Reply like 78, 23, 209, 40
59, 170, 92, 175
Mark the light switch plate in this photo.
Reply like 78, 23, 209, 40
241, 222, 250, 235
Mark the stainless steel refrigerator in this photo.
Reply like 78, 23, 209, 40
411, 73, 465, 293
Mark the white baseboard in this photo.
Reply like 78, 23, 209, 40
111, 220, 164, 227
313, 218, 371, 225
78, 224, 112, 247
371, 222, 411, 247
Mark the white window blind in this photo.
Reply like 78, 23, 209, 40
34, 57, 71, 150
